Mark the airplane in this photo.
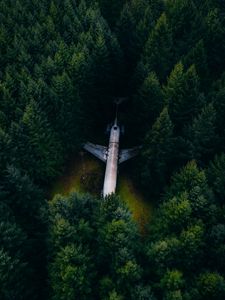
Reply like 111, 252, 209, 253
83, 116, 140, 197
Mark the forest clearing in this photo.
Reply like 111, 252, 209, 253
51, 152, 152, 230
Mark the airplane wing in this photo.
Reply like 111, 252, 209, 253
119, 146, 141, 164
83, 142, 107, 163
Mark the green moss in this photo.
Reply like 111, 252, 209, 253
117, 176, 153, 231
50, 153, 104, 197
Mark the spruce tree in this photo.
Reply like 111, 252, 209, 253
139, 107, 174, 196
22, 99, 63, 181
195, 272, 225, 300
51, 71, 83, 151
182, 39, 209, 90
206, 153, 225, 204
0, 203, 37, 300
185, 103, 218, 164
166, 161, 210, 201
204, 8, 225, 78
87, 30, 114, 127
1, 166, 43, 232
165, 0, 202, 57
211, 79, 225, 150
165, 161, 216, 222
98, 195, 142, 299
140, 13, 173, 82
0, 127, 11, 175
0, 74, 16, 122
49, 244, 94, 300
133, 72, 164, 136
69, 48, 90, 93
116, 0, 163, 71
48, 192, 98, 299
164, 62, 202, 130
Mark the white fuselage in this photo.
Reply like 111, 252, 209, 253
103, 123, 120, 197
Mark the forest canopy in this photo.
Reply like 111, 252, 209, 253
0, 0, 225, 299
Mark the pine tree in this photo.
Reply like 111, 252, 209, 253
22, 99, 63, 181
166, 161, 210, 200
49, 244, 94, 300
86, 29, 114, 127
53, 41, 70, 72
160, 270, 184, 300
1, 166, 43, 232
133, 72, 164, 136
0, 127, 11, 175
0, 203, 37, 300
98, 195, 142, 298
165, 0, 203, 57
92, 31, 112, 93
195, 272, 225, 300
204, 8, 225, 78
157, 193, 192, 235
49, 1, 58, 23
185, 103, 218, 164
165, 161, 215, 222
139, 107, 174, 196
117, 0, 164, 73
48, 192, 98, 299
182, 39, 209, 90
0, 25, 9, 69
207, 223, 225, 274
206, 153, 225, 204
69, 47, 90, 93
140, 13, 173, 82
0, 73, 17, 122
211, 77, 225, 150
63, 0, 77, 22
164, 62, 202, 130
51, 71, 83, 151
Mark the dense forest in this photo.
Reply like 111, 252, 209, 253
1, 0, 225, 299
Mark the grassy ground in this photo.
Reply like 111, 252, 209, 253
117, 175, 153, 231
51, 152, 104, 196
51, 153, 153, 229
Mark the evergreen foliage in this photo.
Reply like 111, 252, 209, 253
139, 107, 174, 196
185, 103, 218, 165
133, 72, 164, 136
48, 193, 145, 299
139, 12, 173, 82
1, 0, 225, 299
164, 63, 202, 130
